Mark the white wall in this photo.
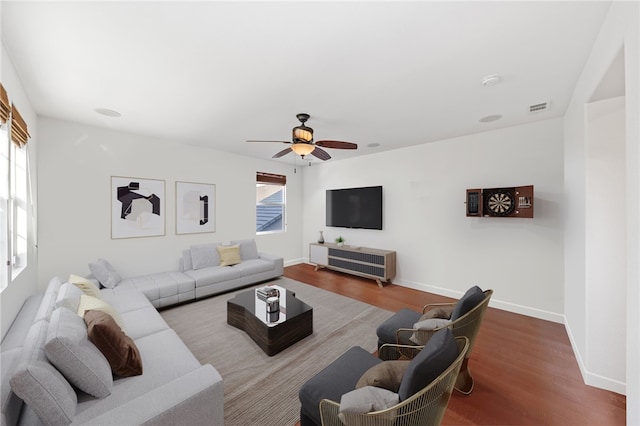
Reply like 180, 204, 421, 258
302, 118, 565, 321
585, 96, 626, 388
0, 45, 39, 338
36, 117, 304, 283
564, 1, 639, 420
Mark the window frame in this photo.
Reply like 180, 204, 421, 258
256, 172, 287, 235
0, 115, 29, 291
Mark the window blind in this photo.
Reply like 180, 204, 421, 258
256, 172, 286, 185
0, 84, 9, 124
10, 104, 30, 147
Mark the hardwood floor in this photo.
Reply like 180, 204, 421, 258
285, 263, 626, 425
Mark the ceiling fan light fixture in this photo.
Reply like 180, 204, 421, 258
291, 143, 315, 156
293, 125, 313, 143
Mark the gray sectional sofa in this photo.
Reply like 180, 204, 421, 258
179, 239, 284, 299
1, 277, 223, 426
1, 239, 283, 425
108, 239, 284, 307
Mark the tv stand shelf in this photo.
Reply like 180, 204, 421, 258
309, 243, 396, 288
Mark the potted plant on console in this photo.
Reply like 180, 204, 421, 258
335, 236, 345, 247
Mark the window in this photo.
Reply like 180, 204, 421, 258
0, 125, 9, 289
0, 84, 31, 291
256, 172, 286, 234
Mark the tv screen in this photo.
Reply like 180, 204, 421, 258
326, 186, 383, 230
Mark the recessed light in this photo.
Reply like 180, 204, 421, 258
481, 74, 502, 87
367, 143, 380, 148
95, 108, 122, 118
479, 114, 502, 123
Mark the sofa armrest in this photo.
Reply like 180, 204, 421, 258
259, 253, 284, 275
79, 365, 223, 426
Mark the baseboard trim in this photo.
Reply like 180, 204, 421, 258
285, 258, 305, 267
298, 260, 564, 324
394, 278, 565, 324
564, 319, 627, 395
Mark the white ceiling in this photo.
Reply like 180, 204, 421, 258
1, 1, 611, 165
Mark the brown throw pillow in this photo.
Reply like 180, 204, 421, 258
355, 360, 410, 393
84, 310, 143, 377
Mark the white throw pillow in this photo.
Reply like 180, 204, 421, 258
88, 259, 122, 289
339, 386, 398, 424
410, 319, 452, 345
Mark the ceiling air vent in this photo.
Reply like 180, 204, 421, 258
529, 101, 550, 113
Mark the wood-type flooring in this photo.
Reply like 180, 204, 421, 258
286, 263, 626, 425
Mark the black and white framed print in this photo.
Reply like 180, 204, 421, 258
176, 181, 216, 235
111, 176, 165, 239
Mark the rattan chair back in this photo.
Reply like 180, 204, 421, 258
319, 336, 469, 426
396, 289, 492, 394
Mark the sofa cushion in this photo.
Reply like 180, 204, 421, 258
100, 287, 155, 313
397, 328, 458, 401
9, 319, 77, 426
450, 286, 485, 321
84, 310, 143, 377
77, 294, 125, 330
34, 277, 63, 323
231, 239, 259, 260
190, 243, 220, 270
55, 282, 85, 312
69, 274, 102, 298
88, 258, 122, 289
120, 306, 170, 340
356, 360, 409, 393
185, 265, 242, 288
230, 258, 273, 277
217, 244, 241, 266
45, 307, 113, 398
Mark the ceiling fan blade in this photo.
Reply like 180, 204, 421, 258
315, 140, 358, 150
311, 147, 331, 161
272, 147, 293, 158
246, 140, 291, 144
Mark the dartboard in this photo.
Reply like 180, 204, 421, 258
485, 190, 515, 216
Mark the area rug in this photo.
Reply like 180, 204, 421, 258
160, 277, 393, 426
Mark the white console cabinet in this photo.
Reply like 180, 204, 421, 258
309, 243, 396, 288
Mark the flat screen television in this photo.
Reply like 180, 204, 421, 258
326, 186, 383, 230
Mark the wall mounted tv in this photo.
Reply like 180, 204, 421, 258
326, 186, 383, 230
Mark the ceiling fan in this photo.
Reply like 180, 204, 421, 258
247, 113, 357, 161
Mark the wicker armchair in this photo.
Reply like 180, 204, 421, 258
400, 289, 492, 394
376, 287, 492, 395
318, 336, 469, 426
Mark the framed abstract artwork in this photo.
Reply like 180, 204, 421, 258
111, 176, 165, 239
176, 181, 216, 234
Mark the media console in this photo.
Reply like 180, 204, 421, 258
309, 243, 396, 288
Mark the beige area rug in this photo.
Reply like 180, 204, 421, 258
160, 277, 393, 426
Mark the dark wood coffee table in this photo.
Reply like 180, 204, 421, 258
227, 285, 313, 356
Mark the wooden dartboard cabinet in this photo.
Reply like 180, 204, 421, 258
466, 185, 534, 218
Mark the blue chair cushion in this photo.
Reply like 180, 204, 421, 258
450, 286, 485, 321
299, 346, 382, 426
376, 308, 422, 346
397, 328, 458, 401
